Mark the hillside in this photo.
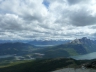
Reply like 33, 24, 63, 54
0, 42, 35, 55
0, 58, 93, 72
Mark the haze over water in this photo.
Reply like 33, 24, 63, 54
71, 52, 96, 60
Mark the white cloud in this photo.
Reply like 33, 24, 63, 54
0, 0, 96, 40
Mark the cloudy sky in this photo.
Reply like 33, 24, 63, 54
0, 0, 96, 40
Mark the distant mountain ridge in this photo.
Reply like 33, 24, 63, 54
34, 37, 96, 58
28, 40, 70, 45
0, 40, 70, 46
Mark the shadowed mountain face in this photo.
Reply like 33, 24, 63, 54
55, 43, 87, 55
0, 42, 35, 55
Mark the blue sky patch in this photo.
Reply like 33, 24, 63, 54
42, 0, 50, 8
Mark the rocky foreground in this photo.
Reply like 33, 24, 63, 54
52, 68, 96, 72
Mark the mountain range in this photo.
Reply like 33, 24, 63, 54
33, 37, 96, 58
28, 40, 70, 45
0, 40, 70, 45
0, 37, 96, 72
0, 37, 96, 59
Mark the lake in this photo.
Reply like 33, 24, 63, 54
1, 52, 96, 60
71, 52, 96, 60
35, 45, 54, 47
0, 55, 13, 58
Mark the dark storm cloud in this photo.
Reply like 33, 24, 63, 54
22, 13, 44, 23
67, 0, 81, 4
0, 14, 24, 31
70, 12, 96, 26
67, 0, 88, 5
